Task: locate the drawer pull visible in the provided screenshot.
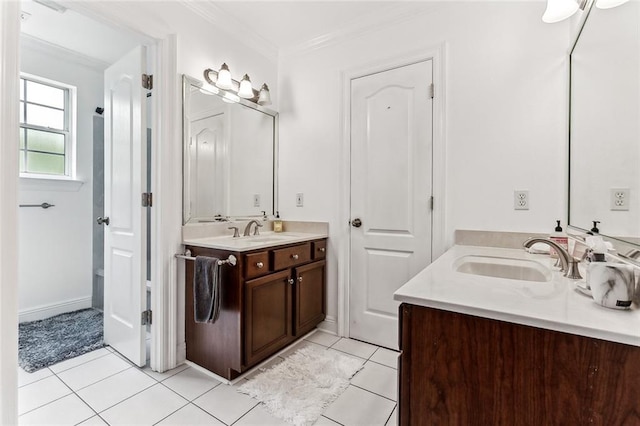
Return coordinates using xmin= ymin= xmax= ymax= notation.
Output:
xmin=256 ymin=262 xmax=264 ymax=269
xmin=287 ymin=278 xmax=295 ymax=285
xmin=291 ymin=254 xmax=299 ymax=260
xmin=298 ymin=276 xmax=303 ymax=283
xmin=318 ymin=247 xmax=326 ymax=253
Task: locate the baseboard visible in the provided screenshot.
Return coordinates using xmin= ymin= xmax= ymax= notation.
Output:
xmin=176 ymin=341 xmax=186 ymax=366
xmin=317 ymin=316 xmax=338 ymax=335
xmin=19 ymin=296 xmax=92 ymax=323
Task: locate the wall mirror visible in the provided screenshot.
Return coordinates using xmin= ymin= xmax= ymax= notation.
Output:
xmin=569 ymin=1 xmax=640 ymax=247
xmin=182 ymin=74 xmax=277 ymax=224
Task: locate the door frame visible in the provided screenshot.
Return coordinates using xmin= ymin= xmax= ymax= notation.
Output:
xmin=338 ymin=44 xmax=447 ymax=338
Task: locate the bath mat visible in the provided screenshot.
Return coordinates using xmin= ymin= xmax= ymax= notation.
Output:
xmin=18 ymin=308 xmax=105 ymax=373
xmin=238 ymin=345 xmax=364 ymax=426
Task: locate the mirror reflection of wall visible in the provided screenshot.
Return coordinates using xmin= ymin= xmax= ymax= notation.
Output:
xmin=569 ymin=1 xmax=640 ymax=244
xmin=183 ymin=76 xmax=276 ymax=224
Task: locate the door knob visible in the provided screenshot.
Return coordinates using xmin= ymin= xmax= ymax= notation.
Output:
xmin=97 ymin=216 xmax=110 ymax=226
xmin=351 ymin=218 xmax=362 ymax=228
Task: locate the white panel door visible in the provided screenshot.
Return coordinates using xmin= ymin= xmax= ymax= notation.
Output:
xmin=350 ymin=60 xmax=433 ymax=349
xmin=103 ymin=46 xmax=147 ymax=366
xmin=189 ymin=113 xmax=226 ymax=219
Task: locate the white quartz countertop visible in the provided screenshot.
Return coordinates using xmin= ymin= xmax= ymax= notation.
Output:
xmin=394 ymin=245 xmax=640 ymax=347
xmin=183 ymin=231 xmax=327 ymax=252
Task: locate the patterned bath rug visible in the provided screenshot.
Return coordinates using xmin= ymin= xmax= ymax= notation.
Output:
xmin=238 ymin=345 xmax=364 ymax=426
xmin=18 ymin=308 xmax=105 ymax=372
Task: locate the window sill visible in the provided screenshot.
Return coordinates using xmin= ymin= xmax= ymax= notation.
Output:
xmin=19 ymin=176 xmax=84 ymax=192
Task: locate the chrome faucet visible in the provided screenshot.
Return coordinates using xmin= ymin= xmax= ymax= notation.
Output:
xmin=243 ymin=220 xmax=263 ymax=236
xmin=522 ymin=237 xmax=583 ymax=280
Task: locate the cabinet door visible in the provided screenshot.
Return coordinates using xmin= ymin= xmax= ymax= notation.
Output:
xmin=244 ymin=270 xmax=293 ymax=366
xmin=294 ymin=260 xmax=326 ymax=337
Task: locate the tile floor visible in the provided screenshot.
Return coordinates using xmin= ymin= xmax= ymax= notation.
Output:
xmin=18 ymin=331 xmax=399 ymax=425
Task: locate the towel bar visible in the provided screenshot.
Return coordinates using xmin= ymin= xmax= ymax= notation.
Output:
xmin=175 ymin=250 xmax=237 ymax=266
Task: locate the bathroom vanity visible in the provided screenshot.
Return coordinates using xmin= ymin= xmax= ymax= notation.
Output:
xmin=183 ymin=232 xmax=327 ymax=380
xmin=395 ymin=244 xmax=640 ymax=425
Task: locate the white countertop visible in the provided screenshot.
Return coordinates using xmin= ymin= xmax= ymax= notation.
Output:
xmin=394 ymin=245 xmax=640 ymax=347
xmin=183 ymin=231 xmax=327 ymax=252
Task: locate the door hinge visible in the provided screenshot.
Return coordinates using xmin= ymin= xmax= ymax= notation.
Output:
xmin=429 ymin=83 xmax=434 ymax=99
xmin=141 ymin=310 xmax=152 ymax=325
xmin=142 ymin=192 xmax=153 ymax=207
xmin=429 ymin=196 xmax=434 ymax=211
xmin=142 ymin=74 xmax=153 ymax=90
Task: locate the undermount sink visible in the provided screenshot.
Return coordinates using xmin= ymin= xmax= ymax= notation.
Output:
xmin=453 ymin=255 xmax=552 ymax=282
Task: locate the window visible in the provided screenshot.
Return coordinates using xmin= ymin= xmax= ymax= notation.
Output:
xmin=19 ymin=74 xmax=75 ymax=177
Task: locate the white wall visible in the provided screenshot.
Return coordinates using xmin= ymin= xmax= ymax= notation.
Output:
xmin=18 ymin=39 xmax=103 ymax=321
xmin=277 ymin=2 xmax=570 ymax=330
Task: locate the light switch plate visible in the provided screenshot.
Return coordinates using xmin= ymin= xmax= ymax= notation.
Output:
xmin=296 ymin=193 xmax=304 ymax=207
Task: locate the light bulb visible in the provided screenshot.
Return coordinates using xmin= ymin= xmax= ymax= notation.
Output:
xmin=542 ymin=0 xmax=579 ymax=23
xmin=215 ymin=63 xmax=233 ymax=90
xmin=238 ymin=74 xmax=254 ymax=99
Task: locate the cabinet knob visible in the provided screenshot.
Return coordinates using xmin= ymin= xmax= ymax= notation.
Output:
xmin=256 ymin=262 xmax=264 ymax=269
xmin=291 ymin=254 xmax=299 ymax=260
xmin=298 ymin=276 xmax=303 ymax=283
xmin=287 ymin=278 xmax=294 ymax=285
xmin=318 ymin=247 xmax=326 ymax=253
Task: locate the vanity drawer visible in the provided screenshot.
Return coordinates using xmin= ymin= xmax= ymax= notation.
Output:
xmin=273 ymin=243 xmax=311 ymax=270
xmin=244 ymin=251 xmax=270 ymax=279
xmin=312 ymin=240 xmax=327 ymax=260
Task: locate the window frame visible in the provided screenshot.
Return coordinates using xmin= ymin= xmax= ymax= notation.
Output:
xmin=19 ymin=72 xmax=77 ymax=180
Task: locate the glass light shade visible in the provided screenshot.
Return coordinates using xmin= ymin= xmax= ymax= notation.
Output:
xmin=258 ymin=84 xmax=271 ymax=106
xmin=596 ymin=0 xmax=629 ymax=8
xmin=238 ymin=74 xmax=254 ymax=99
xmin=215 ymin=63 xmax=233 ymax=90
xmin=542 ymin=0 xmax=579 ymax=23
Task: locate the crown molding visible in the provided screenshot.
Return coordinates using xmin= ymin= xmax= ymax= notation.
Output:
xmin=280 ymin=3 xmax=438 ymax=57
xmin=178 ymin=0 xmax=279 ymax=61
xmin=20 ymin=33 xmax=110 ymax=70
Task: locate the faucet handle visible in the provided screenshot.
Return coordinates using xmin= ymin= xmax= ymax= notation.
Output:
xmin=228 ymin=226 xmax=240 ymax=238
xmin=253 ymin=222 xmax=263 ymax=236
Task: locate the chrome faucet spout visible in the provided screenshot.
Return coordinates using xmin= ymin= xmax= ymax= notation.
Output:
xmin=523 ymin=237 xmax=570 ymax=273
xmin=243 ymin=219 xmax=263 ymax=236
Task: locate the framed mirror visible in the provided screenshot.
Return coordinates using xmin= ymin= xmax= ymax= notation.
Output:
xmin=182 ymin=75 xmax=278 ymax=224
xmin=569 ymin=1 xmax=640 ymax=247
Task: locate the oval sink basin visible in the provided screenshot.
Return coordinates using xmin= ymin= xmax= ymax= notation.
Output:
xmin=453 ymin=255 xmax=552 ymax=282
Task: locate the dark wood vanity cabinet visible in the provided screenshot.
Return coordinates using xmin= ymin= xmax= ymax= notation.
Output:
xmin=185 ymin=238 xmax=326 ymax=380
xmin=398 ymin=304 xmax=640 ymax=425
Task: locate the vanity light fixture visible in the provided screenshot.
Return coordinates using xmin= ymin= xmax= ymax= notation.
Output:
xmin=215 ymin=63 xmax=234 ymax=90
xmin=203 ymin=65 xmax=271 ymax=106
xmin=542 ymin=0 xmax=586 ymax=23
xmin=595 ymin=0 xmax=629 ymax=8
xmin=258 ymin=84 xmax=272 ymax=106
xmin=238 ymin=74 xmax=254 ymax=99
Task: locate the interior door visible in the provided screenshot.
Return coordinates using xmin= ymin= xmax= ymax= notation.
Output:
xmin=103 ymin=45 xmax=147 ymax=366
xmin=349 ymin=60 xmax=433 ymax=349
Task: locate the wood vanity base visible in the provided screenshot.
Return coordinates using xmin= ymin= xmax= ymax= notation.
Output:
xmin=399 ymin=304 xmax=640 ymax=425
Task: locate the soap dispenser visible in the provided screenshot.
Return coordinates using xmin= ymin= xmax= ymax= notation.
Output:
xmin=549 ymin=220 xmax=568 ymax=259
xmin=273 ymin=211 xmax=283 ymax=233
xmin=590 ymin=220 xmax=600 ymax=234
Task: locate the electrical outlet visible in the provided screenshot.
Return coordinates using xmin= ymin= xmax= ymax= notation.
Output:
xmin=611 ymin=188 xmax=630 ymax=211
xmin=253 ymin=194 xmax=260 ymax=207
xmin=514 ymin=190 xmax=529 ymax=210
xmin=296 ymin=193 xmax=304 ymax=207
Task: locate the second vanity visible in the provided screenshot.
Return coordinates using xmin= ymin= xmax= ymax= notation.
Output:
xmin=394 ymin=241 xmax=640 ymax=425
xmin=182 ymin=225 xmax=328 ymax=381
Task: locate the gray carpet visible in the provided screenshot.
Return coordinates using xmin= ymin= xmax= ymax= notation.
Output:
xmin=18 ymin=308 xmax=105 ymax=373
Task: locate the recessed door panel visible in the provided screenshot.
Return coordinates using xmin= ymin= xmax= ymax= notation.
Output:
xmin=364 ymin=248 xmax=411 ymax=316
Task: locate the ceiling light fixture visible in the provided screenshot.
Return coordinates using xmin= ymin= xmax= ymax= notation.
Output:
xmin=542 ymin=0 xmax=586 ymax=23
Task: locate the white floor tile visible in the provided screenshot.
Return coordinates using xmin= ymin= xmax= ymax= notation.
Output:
xmin=100 ymin=383 xmax=188 ymax=425
xmin=370 ymin=347 xmax=399 ymax=369
xmin=313 ymin=416 xmax=342 ymax=425
xmin=193 ymin=383 xmax=258 ymax=425
xmin=351 ymin=361 xmax=397 ymax=401
xmin=18 ymin=367 xmax=53 ymax=388
xmin=77 ymin=367 xmax=156 ymax=412
xmin=162 ymin=367 xmax=221 ymax=400
xmin=234 ymin=404 xmax=289 ymax=426
xmin=330 ymin=338 xmax=377 ymax=359
xmin=142 ymin=363 xmax=189 ymax=382
xmin=57 ymin=353 xmax=131 ymax=391
xmin=18 ymin=393 xmax=95 ymax=425
xmin=386 ymin=406 xmax=398 ymax=426
xmin=49 ymin=348 xmax=111 ymax=374
xmin=78 ymin=415 xmax=108 ymax=425
xmin=18 ymin=375 xmax=71 ymax=415
xmin=322 ymin=385 xmax=395 ymax=426
xmin=156 ymin=403 xmax=225 ymax=425
xmin=305 ymin=331 xmax=341 ymax=347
